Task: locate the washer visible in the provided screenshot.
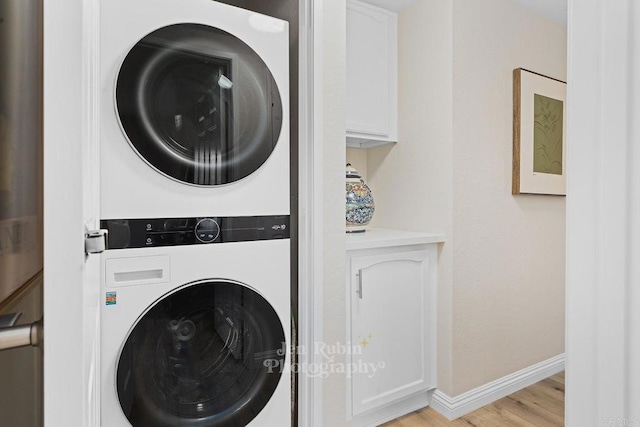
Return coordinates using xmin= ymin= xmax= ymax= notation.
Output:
xmin=100 ymin=216 xmax=291 ymax=426
xmin=100 ymin=0 xmax=289 ymax=219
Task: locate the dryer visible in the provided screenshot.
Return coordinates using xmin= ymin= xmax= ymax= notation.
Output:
xmin=98 ymin=1 xmax=292 ymax=425
xmin=100 ymin=216 xmax=291 ymax=426
xmin=99 ymin=0 xmax=289 ymax=219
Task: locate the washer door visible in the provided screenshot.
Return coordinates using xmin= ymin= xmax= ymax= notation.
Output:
xmin=116 ymin=281 xmax=286 ymax=427
xmin=116 ymin=24 xmax=283 ymax=186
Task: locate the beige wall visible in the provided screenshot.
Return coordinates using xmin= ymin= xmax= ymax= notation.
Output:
xmin=366 ymin=0 xmax=455 ymax=395
xmin=321 ymin=0 xmax=348 ymax=425
xmin=450 ymin=0 xmax=566 ymax=395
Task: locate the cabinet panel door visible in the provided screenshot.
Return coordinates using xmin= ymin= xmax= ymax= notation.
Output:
xmin=349 ymin=250 xmax=430 ymax=416
xmin=346 ymin=1 xmax=393 ymax=137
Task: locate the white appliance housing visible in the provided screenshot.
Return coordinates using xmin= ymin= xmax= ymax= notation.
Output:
xmin=99 ymin=0 xmax=290 ymax=219
xmin=100 ymin=240 xmax=291 ymax=426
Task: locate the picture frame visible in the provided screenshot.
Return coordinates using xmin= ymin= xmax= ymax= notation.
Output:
xmin=512 ymin=68 xmax=567 ymax=195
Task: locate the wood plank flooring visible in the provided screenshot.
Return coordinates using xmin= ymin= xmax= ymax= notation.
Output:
xmin=382 ymin=372 xmax=565 ymax=427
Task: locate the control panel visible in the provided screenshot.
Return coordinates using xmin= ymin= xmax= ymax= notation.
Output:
xmin=100 ymin=215 xmax=290 ymax=250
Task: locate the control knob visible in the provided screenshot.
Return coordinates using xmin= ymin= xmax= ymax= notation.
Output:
xmin=194 ymin=218 xmax=220 ymax=243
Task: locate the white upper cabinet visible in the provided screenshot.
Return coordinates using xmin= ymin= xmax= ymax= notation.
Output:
xmin=346 ymin=0 xmax=398 ymax=148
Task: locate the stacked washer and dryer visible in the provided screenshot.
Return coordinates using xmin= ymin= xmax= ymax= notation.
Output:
xmin=98 ymin=1 xmax=291 ymax=426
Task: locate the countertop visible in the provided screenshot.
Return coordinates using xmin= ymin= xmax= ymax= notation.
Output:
xmin=345 ymin=228 xmax=445 ymax=251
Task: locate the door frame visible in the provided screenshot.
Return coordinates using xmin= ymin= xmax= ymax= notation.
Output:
xmin=565 ymin=0 xmax=639 ymax=424
xmin=43 ymin=0 xmax=101 ymax=425
xmin=297 ymin=0 xmax=325 ymax=425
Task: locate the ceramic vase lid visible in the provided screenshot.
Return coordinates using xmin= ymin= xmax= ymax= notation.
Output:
xmin=346 ymin=163 xmax=361 ymax=180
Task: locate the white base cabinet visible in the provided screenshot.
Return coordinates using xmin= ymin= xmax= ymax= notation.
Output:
xmin=346 ymin=230 xmax=441 ymax=425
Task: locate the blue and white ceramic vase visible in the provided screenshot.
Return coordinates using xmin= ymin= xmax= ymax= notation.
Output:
xmin=345 ymin=163 xmax=375 ymax=233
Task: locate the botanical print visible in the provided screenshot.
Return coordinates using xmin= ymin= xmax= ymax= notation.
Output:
xmin=533 ymin=94 xmax=563 ymax=175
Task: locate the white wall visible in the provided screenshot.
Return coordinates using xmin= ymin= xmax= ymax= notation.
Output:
xmin=450 ymin=0 xmax=566 ymax=395
xmin=320 ymin=0 xmax=348 ymax=425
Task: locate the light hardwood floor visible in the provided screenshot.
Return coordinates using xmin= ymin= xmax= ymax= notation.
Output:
xmin=382 ymin=372 xmax=565 ymax=426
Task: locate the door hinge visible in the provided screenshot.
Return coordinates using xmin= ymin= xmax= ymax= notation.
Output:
xmin=85 ymin=229 xmax=108 ymax=254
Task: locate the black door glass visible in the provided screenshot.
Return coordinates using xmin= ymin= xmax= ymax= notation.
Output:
xmin=116 ymin=24 xmax=283 ymax=186
xmin=117 ymin=281 xmax=286 ymax=426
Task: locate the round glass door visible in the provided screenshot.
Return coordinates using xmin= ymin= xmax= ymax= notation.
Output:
xmin=116 ymin=281 xmax=286 ymax=426
xmin=116 ymin=24 xmax=283 ymax=186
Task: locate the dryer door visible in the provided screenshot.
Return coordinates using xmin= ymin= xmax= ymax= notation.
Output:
xmin=115 ymin=24 xmax=283 ymax=186
xmin=116 ymin=280 xmax=286 ymax=427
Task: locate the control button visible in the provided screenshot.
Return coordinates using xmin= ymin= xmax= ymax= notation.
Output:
xmin=143 ymin=219 xmax=165 ymax=232
xmin=144 ymin=235 xmax=166 ymax=246
xmin=194 ymin=218 xmax=220 ymax=243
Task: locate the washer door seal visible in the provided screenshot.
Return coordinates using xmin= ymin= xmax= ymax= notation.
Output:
xmin=116 ymin=280 xmax=286 ymax=426
xmin=116 ymin=24 xmax=283 ymax=186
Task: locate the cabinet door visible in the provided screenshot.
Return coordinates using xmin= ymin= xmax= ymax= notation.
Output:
xmin=346 ymin=0 xmax=397 ymax=139
xmin=348 ymin=249 xmax=431 ymax=417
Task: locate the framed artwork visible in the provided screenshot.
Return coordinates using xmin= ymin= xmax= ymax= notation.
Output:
xmin=512 ymin=68 xmax=567 ymax=195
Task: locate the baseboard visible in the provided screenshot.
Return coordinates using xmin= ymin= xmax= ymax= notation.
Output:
xmin=430 ymin=353 xmax=565 ymax=420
